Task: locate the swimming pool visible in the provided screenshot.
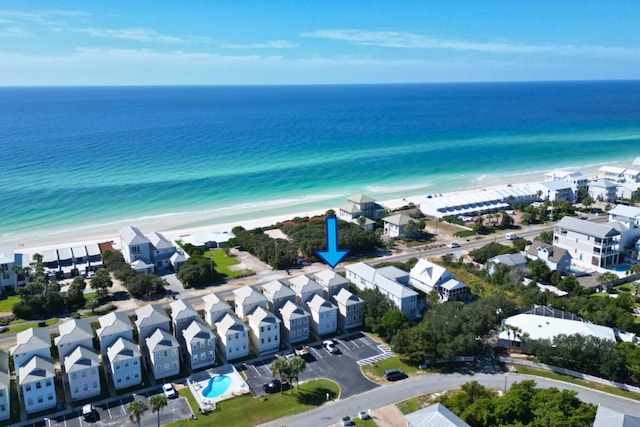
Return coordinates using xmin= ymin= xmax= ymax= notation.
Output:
xmin=202 ymin=375 xmax=232 ymax=399
xmin=610 ymin=264 xmax=633 ymax=273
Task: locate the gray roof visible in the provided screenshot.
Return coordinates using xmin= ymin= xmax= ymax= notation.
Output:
xmin=55 ymin=319 xmax=94 ymax=347
xmin=215 ymin=313 xmax=247 ymax=335
xmin=64 ymin=345 xmax=99 ymax=373
xmin=405 ymin=403 xmax=470 ymax=427
xmin=147 ymin=231 xmax=174 ymax=250
xmin=233 ymin=286 xmax=268 ymax=306
xmin=146 ymin=329 xmax=179 ymax=353
xmin=594 ymin=405 xmax=640 ymax=427
xmin=261 ymin=280 xmax=296 ymax=301
xmin=183 ymin=320 xmax=215 ymax=344
xmin=314 ymin=269 xmax=349 ymax=288
xmin=590 ymin=179 xmax=618 ymax=189
xmin=382 ymin=213 xmax=413 ymax=226
xmin=19 ymin=355 xmax=55 ymax=385
xmin=170 ymin=299 xmax=198 ymax=322
xmin=609 ymin=205 xmax=640 ymax=219
xmin=441 ymin=279 xmax=467 ymax=291
xmin=203 ymin=293 xmax=232 ymax=314
xmin=0 ymin=350 xmax=8 ymax=389
xmin=247 ymin=306 xmax=279 ymax=327
xmin=119 ymin=225 xmax=150 ymax=246
xmin=288 ymin=275 xmax=322 ymax=296
xmin=307 ymin=294 xmax=337 ymax=313
xmin=339 ymin=203 xmax=362 ymax=214
xmin=334 ymin=288 xmax=362 ymax=306
xmin=347 ymin=194 xmax=376 ymax=204
xmin=526 ymin=241 xmax=570 ymax=263
xmin=0 ymin=245 xmax=14 ymax=264
xmin=86 ymin=243 xmax=101 ymax=256
xmin=378 ymin=266 xmax=409 ymax=282
xmin=279 ymin=301 xmax=309 ymax=320
xmin=347 ymin=263 xmax=418 ymax=299
xmin=555 ymin=216 xmax=621 ymax=238
xmin=11 ymin=327 xmax=51 ymax=356
xmin=97 ymin=311 xmax=133 ymax=339
xmin=135 ymin=304 xmax=170 ymax=330
xmin=488 ymin=253 xmax=527 ymax=267
xmin=540 ymin=180 xmax=572 ymax=191
xmin=107 ymin=337 xmax=141 ymax=363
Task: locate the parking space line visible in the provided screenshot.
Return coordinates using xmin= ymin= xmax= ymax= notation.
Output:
xmin=349 ymin=339 xmax=360 ymax=349
xmin=64 ymin=413 xmax=69 ymax=427
xmin=310 ymin=346 xmax=324 ymax=359
xmin=78 ymin=413 xmax=83 ymax=427
xmin=251 ymin=364 xmax=260 ymax=375
xmin=106 ymin=401 xmax=113 ymax=419
xmin=121 ymin=399 xmax=127 ymax=415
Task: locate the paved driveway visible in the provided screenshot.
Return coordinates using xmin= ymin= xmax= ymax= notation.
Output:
xmin=240 ymin=332 xmax=383 ymax=400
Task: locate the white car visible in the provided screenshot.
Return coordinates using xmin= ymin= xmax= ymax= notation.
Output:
xmin=323 ymin=340 xmax=339 ymax=354
xmin=162 ymin=383 xmax=177 ymax=398
xmin=449 ymin=242 xmax=461 ymax=248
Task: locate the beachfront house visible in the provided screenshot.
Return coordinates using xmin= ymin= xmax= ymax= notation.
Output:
xmin=607 ymin=205 xmax=640 ymax=259
xmin=382 ymin=213 xmax=414 ymax=238
xmin=0 ymin=245 xmax=22 ymax=294
xmin=183 ymin=320 xmax=216 ymax=370
xmin=97 ymin=311 xmax=134 ymax=356
xmin=120 ymin=226 xmax=187 ymax=273
xmin=346 ymin=262 xmax=419 ymax=319
xmin=179 ymin=231 xmax=236 ymax=250
xmin=554 ymin=216 xmax=621 ymax=269
xmin=260 ymin=279 xmax=297 ymax=315
xmin=119 ymin=225 xmax=153 ymax=266
xmin=617 ymin=182 xmax=640 ymax=200
xmin=64 ymin=346 xmax=100 ymax=401
xmin=589 ymin=180 xmax=618 ymax=203
xmin=146 ymin=328 xmax=180 ymax=380
xmin=288 ymin=275 xmax=323 ymax=309
xmin=545 ymin=170 xmax=589 ymax=200
xmin=599 ymin=166 xmax=632 ymax=184
xmin=170 ymin=299 xmax=200 ymax=344
xmin=203 ymin=292 xmax=233 ymax=327
xmin=279 ymin=301 xmax=310 ymax=344
xmin=306 ymin=294 xmax=338 ymax=336
xmin=333 ymin=288 xmax=363 ymax=330
xmin=524 ymin=241 xmax=571 ymax=275
xmin=233 ymin=286 xmax=269 ymax=321
xmin=0 ymin=350 xmax=9 ymax=422
xmin=314 ymin=269 xmax=349 ymax=299
xmin=106 ymin=337 xmax=142 ymax=390
xmin=214 ymin=312 xmax=249 ymax=361
xmin=134 ymin=304 xmax=171 ymax=345
xmin=148 ymin=231 xmax=177 ymax=270
xmin=534 ymin=181 xmax=575 ymax=203
xmin=487 ymin=253 xmax=528 ymax=276
xmin=247 ymin=306 xmax=281 ymax=355
xmin=19 ymin=356 xmax=56 ymax=414
xmin=10 ymin=328 xmax=51 ymax=380
xmin=337 ymin=194 xmax=385 ymax=222
xmin=54 ymin=318 xmax=94 ymax=361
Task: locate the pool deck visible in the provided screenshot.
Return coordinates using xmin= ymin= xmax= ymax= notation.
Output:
xmin=187 ymin=364 xmax=250 ymax=412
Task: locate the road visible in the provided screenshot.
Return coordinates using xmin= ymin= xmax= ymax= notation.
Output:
xmin=262 ymin=371 xmax=640 ymax=427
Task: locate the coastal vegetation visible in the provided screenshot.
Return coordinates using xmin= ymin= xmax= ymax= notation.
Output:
xmin=102 ymin=249 xmax=169 ymax=297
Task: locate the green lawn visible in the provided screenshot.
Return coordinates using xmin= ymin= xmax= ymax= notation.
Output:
xmin=361 ymin=356 xmax=421 ymax=380
xmin=206 ymin=249 xmax=253 ymax=278
xmin=168 ymin=379 xmax=339 ymax=427
xmin=0 ymin=294 xmax=20 ymax=313
xmin=7 ymin=318 xmax=59 ymax=334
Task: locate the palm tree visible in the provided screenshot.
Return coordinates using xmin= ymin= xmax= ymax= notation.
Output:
xmin=270 ymin=357 xmax=289 ymax=393
xmin=287 ymin=355 xmax=307 ymax=390
xmin=149 ymin=394 xmax=168 ymax=427
xmin=127 ymin=398 xmax=148 ymax=427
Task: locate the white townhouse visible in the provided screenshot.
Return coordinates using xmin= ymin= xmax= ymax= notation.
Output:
xmin=0 ymin=245 xmax=23 ymax=294
xmin=134 ymin=304 xmax=171 ymax=345
xmin=279 ymin=301 xmax=310 ymax=344
xmin=10 ymin=327 xmax=51 ymax=379
xmin=148 ymin=231 xmax=177 ymax=270
xmin=589 ymin=179 xmax=618 ymax=203
xmin=146 ymin=329 xmax=180 ymax=380
xmin=617 ymin=182 xmax=640 ymax=200
xmin=524 ymin=241 xmax=572 ymax=274
xmin=598 ymin=166 xmax=640 ymax=184
xmin=54 ymin=318 xmax=94 ymax=361
xmin=346 ymin=263 xmax=419 ymax=319
xmin=382 ymin=213 xmax=415 ymax=238
xmin=306 ymin=294 xmax=338 ymax=336
xmin=214 ymin=312 xmax=249 ymax=361
xmin=545 ymin=170 xmax=589 ymax=199
xmin=554 ymin=216 xmax=621 ymax=269
xmin=333 ymin=288 xmax=363 ymax=330
xmin=337 ymin=194 xmax=385 ymax=222
xmin=534 ymin=180 xmax=575 ymax=203
xmin=64 ymin=346 xmax=100 ymax=401
xmin=19 ymin=356 xmax=56 ymax=414
xmin=247 ymin=306 xmax=281 ymax=355
xmin=183 ymin=320 xmax=216 ymax=370
xmin=119 ymin=225 xmax=153 ymax=267
xmin=0 ymin=350 xmax=9 ymax=422
xmin=233 ymin=286 xmax=269 ymax=321
xmin=106 ymin=337 xmax=142 ymax=390
xmin=260 ymin=279 xmax=297 ymax=315
xmin=202 ymin=293 xmax=233 ymax=327
xmin=314 ymin=269 xmax=349 ymax=299
xmin=170 ymin=299 xmax=200 ymax=344
xmin=288 ymin=275 xmax=323 ymax=309
xmin=57 ymin=247 xmax=74 ymax=277
xmin=97 ymin=311 xmax=134 ymax=356
xmin=608 ymin=205 xmax=640 ymax=259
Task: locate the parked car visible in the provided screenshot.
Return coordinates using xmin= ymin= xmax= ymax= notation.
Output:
xmin=163 ymin=383 xmax=177 ymax=399
xmin=263 ymin=378 xmax=290 ymax=393
xmin=505 ymin=233 xmax=519 ymax=240
xmin=341 ymin=416 xmax=353 ymax=426
xmin=82 ymin=404 xmax=95 ymax=421
xmin=449 ymin=242 xmax=461 ymax=248
xmin=323 ymin=339 xmax=340 ymax=354
xmin=384 ymin=369 xmax=406 ymax=381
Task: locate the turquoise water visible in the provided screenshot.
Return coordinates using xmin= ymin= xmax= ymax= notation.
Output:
xmin=1 ymin=82 xmax=640 ymax=245
xmin=610 ymin=264 xmax=633 ymax=273
xmin=201 ymin=375 xmax=231 ymax=399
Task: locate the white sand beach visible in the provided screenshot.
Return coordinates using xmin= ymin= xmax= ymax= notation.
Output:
xmin=12 ymin=163 xmax=606 ymax=260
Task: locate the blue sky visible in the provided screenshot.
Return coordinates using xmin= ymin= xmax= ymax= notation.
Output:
xmin=1 ymin=1 xmax=639 ymax=85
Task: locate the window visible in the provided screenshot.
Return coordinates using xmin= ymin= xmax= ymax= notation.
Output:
xmin=83 ymin=384 xmax=88 ymax=391
xmin=172 ymin=361 xmax=178 ymax=369
xmin=133 ymin=360 xmax=138 ymax=365
xmin=81 ymin=371 xmax=86 ymax=378
xmin=117 ymin=377 xmax=121 ymax=383
xmin=0 ymin=404 xmax=5 ymax=411
xmin=124 ymin=362 xmax=129 ymax=368
xmin=125 ymin=375 xmax=130 ymax=381
xmin=38 ymin=396 xmax=43 ymax=403
xmin=192 ymin=343 xmax=197 ymax=350
xmin=134 ymin=373 xmax=139 ymax=379
xmin=36 ymin=382 xmax=42 ymax=389
xmin=48 ymin=394 xmax=53 ymax=401
xmin=163 ymin=350 xmax=168 ymax=358
xmin=72 ymin=372 xmax=78 ymax=378
xmin=27 ymin=399 xmax=33 ymax=406
xmin=207 ymin=338 xmax=212 ymax=346
xmin=193 ymin=354 xmax=199 ymax=362
xmin=93 ymin=382 xmax=98 ymax=389
xmin=200 ymin=342 xmax=205 ymax=348
xmin=115 ymin=363 xmax=120 ymax=370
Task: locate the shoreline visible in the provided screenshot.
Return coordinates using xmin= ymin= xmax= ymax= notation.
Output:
xmin=8 ymin=162 xmax=614 ymax=258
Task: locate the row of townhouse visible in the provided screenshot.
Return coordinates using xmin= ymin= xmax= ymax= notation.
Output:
xmin=40 ymin=243 xmax=104 ymax=278
xmin=119 ymin=225 xmax=188 ymax=274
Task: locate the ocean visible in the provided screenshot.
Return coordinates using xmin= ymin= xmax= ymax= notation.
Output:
xmin=1 ymin=81 xmax=640 ymax=245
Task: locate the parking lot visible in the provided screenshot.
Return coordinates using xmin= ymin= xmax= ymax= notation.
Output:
xmin=239 ymin=332 xmax=388 ymax=399
xmin=20 ymin=387 xmax=192 ymax=427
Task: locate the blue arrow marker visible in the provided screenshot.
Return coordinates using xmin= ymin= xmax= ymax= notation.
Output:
xmin=316 ymin=216 xmax=350 ymax=268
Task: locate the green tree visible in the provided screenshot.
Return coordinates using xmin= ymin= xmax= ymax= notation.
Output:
xmin=287 ymin=356 xmax=307 ymax=389
xmin=537 ymin=230 xmax=554 ymax=244
xmin=127 ymin=398 xmax=148 ymax=427
xmin=90 ymin=268 xmax=113 ymax=300
xmin=582 ymin=196 xmax=593 ymax=212
xmin=527 ymin=258 xmax=551 ymax=283
xmin=357 ymin=288 xmax=395 ymax=333
xmin=500 ymin=212 xmax=514 ymax=229
xmin=597 ymin=272 xmax=619 ymax=291
xmin=472 ymin=217 xmax=487 ymax=234
xmin=149 ymin=394 xmax=168 ymax=427
xmin=376 ymin=310 xmax=408 ymax=342
xmin=66 ymin=276 xmax=87 ymax=309
xmin=270 ymin=358 xmax=289 ymax=393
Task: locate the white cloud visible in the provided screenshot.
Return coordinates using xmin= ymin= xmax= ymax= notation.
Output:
xmin=223 ymin=40 xmax=298 ymax=49
xmin=302 ymin=29 xmax=640 ymax=59
xmin=76 ymin=27 xmax=185 ymax=43
xmin=0 ymin=25 xmax=29 ymax=37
